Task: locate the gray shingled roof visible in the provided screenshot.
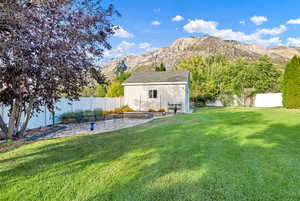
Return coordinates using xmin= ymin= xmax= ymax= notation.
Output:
xmin=123 ymin=71 xmax=189 ymax=84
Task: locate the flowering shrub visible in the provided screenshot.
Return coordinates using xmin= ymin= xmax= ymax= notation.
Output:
xmin=103 ymin=106 xmax=134 ymax=115
xmin=158 ymin=108 xmax=166 ymax=112
xmin=148 ymin=109 xmax=156 ymax=112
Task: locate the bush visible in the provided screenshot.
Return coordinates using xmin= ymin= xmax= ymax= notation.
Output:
xmin=103 ymin=107 xmax=134 ymax=115
xmin=283 ymin=56 xmax=300 ymax=108
xmin=121 ymin=107 xmax=134 ymax=112
xmin=158 ymin=108 xmax=165 ymax=112
xmin=148 ymin=109 xmax=156 ymax=112
xmin=59 ymin=109 xmax=103 ymax=121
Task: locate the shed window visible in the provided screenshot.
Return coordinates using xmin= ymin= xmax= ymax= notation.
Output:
xmin=149 ymin=89 xmax=157 ymax=98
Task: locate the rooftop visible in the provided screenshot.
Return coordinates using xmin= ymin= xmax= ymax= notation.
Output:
xmin=123 ymin=71 xmax=190 ymax=85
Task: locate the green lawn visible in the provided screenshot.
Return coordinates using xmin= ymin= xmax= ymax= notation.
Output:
xmin=1 ymin=108 xmax=300 ymax=201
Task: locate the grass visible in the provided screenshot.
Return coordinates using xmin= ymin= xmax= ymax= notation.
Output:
xmin=1 ymin=107 xmax=300 ymax=201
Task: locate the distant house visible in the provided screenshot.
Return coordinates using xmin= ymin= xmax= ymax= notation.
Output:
xmin=122 ymin=71 xmax=191 ymax=113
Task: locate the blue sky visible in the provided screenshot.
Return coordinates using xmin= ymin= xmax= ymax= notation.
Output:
xmin=103 ymin=0 xmax=300 ymax=61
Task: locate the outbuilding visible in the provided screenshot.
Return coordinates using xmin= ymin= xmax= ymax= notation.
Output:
xmin=122 ymin=71 xmax=191 ymax=113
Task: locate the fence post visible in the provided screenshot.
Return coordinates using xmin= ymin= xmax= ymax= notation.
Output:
xmin=139 ymin=95 xmax=141 ymax=111
xmin=44 ymin=106 xmax=47 ymax=126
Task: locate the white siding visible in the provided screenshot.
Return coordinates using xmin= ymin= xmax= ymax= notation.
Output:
xmin=124 ymin=84 xmax=189 ymax=112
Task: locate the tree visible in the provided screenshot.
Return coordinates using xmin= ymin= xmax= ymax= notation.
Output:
xmin=222 ymin=56 xmax=281 ymax=94
xmin=106 ymin=81 xmax=123 ymax=97
xmin=81 ymin=86 xmax=95 ymax=97
xmin=155 ymin=63 xmax=166 ymax=71
xmin=90 ymin=68 xmax=107 ymax=85
xmin=283 ymin=56 xmax=300 ymax=108
xmin=0 ymin=0 xmax=119 ymax=139
xmin=176 ymin=55 xmax=228 ymax=102
xmin=94 ymin=84 xmax=107 ymax=97
xmin=176 ymin=55 xmax=281 ymax=106
xmin=105 ymin=72 xmax=131 ymax=97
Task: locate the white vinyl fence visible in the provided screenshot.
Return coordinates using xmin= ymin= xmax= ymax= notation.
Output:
xmin=0 ymin=97 xmax=124 ymax=129
xmin=206 ymin=93 xmax=283 ymax=108
xmin=254 ymin=93 xmax=282 ymax=107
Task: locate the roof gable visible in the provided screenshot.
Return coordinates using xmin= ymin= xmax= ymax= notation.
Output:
xmin=123 ymin=71 xmax=190 ymax=85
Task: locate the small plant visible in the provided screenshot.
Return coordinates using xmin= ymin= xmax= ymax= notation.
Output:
xmin=103 ymin=106 xmax=134 ymax=115
xmin=158 ymin=108 xmax=165 ymax=112
xmin=148 ymin=109 xmax=156 ymax=112
xmin=121 ymin=107 xmax=134 ymax=112
xmin=59 ymin=109 xmax=103 ymax=122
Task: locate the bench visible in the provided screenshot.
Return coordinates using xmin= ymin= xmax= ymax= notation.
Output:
xmin=168 ymin=103 xmax=182 ymax=113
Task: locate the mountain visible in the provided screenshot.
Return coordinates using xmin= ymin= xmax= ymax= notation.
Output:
xmin=103 ymin=36 xmax=300 ymax=77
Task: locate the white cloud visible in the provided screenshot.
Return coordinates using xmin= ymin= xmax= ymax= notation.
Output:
xmin=153 ymin=8 xmax=160 ymax=12
xmin=138 ymin=42 xmax=157 ymax=52
xmin=287 ymin=37 xmax=300 ymax=46
xmin=255 ymin=25 xmax=287 ymax=36
xmin=240 ymin=21 xmax=246 ymax=25
xmin=286 ymin=18 xmax=300 ymax=24
xmin=151 ymin=21 xmax=161 ymax=26
xmin=250 ymin=16 xmax=268 ymax=25
xmin=104 ymin=41 xmax=135 ymax=59
xmin=172 ymin=15 xmax=184 ymax=22
xmin=139 ymin=42 xmax=151 ymax=49
xmin=103 ymin=41 xmax=158 ymax=60
xmin=183 ymin=19 xmax=285 ymax=47
xmin=113 ymin=26 xmax=134 ymax=38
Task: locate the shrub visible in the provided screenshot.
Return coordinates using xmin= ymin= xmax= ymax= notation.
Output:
xmin=103 ymin=107 xmax=134 ymax=115
xmin=283 ymin=56 xmax=300 ymax=108
xmin=60 ymin=111 xmax=82 ymax=121
xmin=148 ymin=109 xmax=156 ymax=112
xmin=60 ymin=109 xmax=103 ymax=121
xmin=121 ymin=107 xmax=134 ymax=112
xmin=103 ymin=110 xmax=113 ymax=115
xmin=158 ymin=108 xmax=165 ymax=112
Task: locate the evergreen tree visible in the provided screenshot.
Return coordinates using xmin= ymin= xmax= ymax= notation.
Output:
xmin=155 ymin=63 xmax=166 ymax=71
xmin=283 ymin=56 xmax=300 ymax=108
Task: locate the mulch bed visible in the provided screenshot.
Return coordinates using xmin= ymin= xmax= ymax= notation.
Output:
xmin=0 ymin=125 xmax=66 ymax=152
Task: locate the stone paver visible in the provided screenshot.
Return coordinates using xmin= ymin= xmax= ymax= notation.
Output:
xmin=42 ymin=118 xmax=153 ymax=139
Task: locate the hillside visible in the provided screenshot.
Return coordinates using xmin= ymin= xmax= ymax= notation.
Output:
xmin=103 ymin=36 xmax=300 ymax=77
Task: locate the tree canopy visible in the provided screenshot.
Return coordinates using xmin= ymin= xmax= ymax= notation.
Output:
xmin=176 ymin=55 xmax=282 ymax=104
xmin=0 ymin=0 xmax=119 ymax=139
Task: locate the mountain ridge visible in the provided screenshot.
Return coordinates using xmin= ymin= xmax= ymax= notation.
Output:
xmin=103 ymin=36 xmax=300 ymax=77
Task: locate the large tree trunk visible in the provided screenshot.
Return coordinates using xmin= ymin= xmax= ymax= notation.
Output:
xmin=18 ymin=100 xmax=34 ymax=137
xmin=0 ymin=115 xmax=8 ymax=139
xmin=7 ymin=101 xmax=18 ymax=139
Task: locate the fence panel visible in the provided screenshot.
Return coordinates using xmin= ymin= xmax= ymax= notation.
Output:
xmin=0 ymin=97 xmax=124 ymax=129
xmin=254 ymin=93 xmax=282 ymax=108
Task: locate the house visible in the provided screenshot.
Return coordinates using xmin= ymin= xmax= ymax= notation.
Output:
xmin=122 ymin=70 xmax=191 ymax=113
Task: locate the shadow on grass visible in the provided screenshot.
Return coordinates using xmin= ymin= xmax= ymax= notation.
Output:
xmin=1 ymin=108 xmax=300 ymax=201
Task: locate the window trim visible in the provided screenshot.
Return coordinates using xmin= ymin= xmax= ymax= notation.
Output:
xmin=148 ymin=89 xmax=158 ymax=99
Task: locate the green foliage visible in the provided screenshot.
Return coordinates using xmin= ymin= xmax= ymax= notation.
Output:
xmin=176 ymin=55 xmax=229 ymax=101
xmin=106 ymin=81 xmax=124 ymax=97
xmin=155 ymin=63 xmax=166 ymax=71
xmin=81 ymin=86 xmax=95 ymax=97
xmin=176 ymin=55 xmax=282 ymax=105
xmin=115 ymin=72 xmax=131 ymax=83
xmin=94 ymin=84 xmax=107 ymax=97
xmin=80 ymin=72 xmax=131 ymax=98
xmin=106 ymin=72 xmax=131 ymax=97
xmin=283 ymin=56 xmax=300 ymax=108
xmin=59 ymin=109 xmax=103 ymax=121
xmin=221 ymin=56 xmax=281 ymax=95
